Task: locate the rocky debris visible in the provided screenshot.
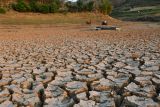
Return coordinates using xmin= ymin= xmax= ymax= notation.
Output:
xmin=89 ymin=90 xmax=116 ymax=107
xmin=0 ymin=89 xmax=11 ymax=103
xmin=33 ymin=67 xmax=47 ymax=75
xmin=21 ymin=81 xmax=33 ymax=89
xmin=152 ymin=77 xmax=160 ymax=85
xmin=107 ymin=72 xmax=131 ymax=88
xmin=122 ymin=95 xmax=160 ymax=107
xmin=76 ymin=92 xmax=88 ymax=100
xmin=45 ymin=96 xmax=74 ymax=107
xmin=74 ymin=100 xmax=99 ymax=107
xmin=45 ymin=85 xmax=67 ymax=98
xmin=124 ymin=82 xmax=156 ymax=97
xmin=0 ymin=100 xmax=14 ymax=107
xmin=76 ymin=68 xmax=96 ymax=75
xmin=27 ymin=96 xmax=41 ymax=107
xmin=0 ymin=78 xmax=12 ymax=87
xmin=89 ymin=91 xmax=100 ymax=102
xmin=113 ymin=62 xmax=126 ymax=68
xmin=4 ymin=84 xmax=22 ymax=94
xmin=36 ymin=73 xmax=53 ymax=85
xmin=134 ymin=76 xmax=152 ymax=86
xmin=0 ymin=24 xmax=159 ymax=106
xmin=141 ymin=66 xmax=159 ymax=71
xmin=66 ymin=81 xmax=88 ymax=94
xmin=11 ymin=77 xmax=26 ymax=85
xmin=51 ymin=76 xmax=73 ymax=87
xmin=12 ymin=93 xmax=24 ymax=105
xmin=91 ymin=78 xmax=115 ymax=91
xmin=122 ymin=66 xmax=141 ymax=76
xmin=75 ymin=73 xmax=103 ymax=82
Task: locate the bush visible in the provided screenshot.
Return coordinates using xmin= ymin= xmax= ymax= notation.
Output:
xmin=29 ymin=0 xmax=60 ymax=13
xmin=50 ymin=2 xmax=59 ymax=13
xmin=85 ymin=1 xmax=94 ymax=12
xmin=53 ymin=0 xmax=61 ymax=8
xmin=29 ymin=0 xmax=39 ymax=12
xmin=66 ymin=1 xmax=78 ymax=12
xmin=12 ymin=0 xmax=30 ymax=12
xmin=38 ymin=4 xmax=50 ymax=13
xmin=0 ymin=7 xmax=6 ymax=14
xmin=99 ymin=0 xmax=112 ymax=14
xmin=77 ymin=0 xmax=84 ymax=12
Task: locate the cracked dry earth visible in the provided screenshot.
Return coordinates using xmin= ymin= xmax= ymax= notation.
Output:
xmin=0 ymin=23 xmax=160 ymax=107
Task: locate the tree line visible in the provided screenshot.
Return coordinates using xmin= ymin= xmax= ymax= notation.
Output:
xmin=0 ymin=0 xmax=112 ymax=14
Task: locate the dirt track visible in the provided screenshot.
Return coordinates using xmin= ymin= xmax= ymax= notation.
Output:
xmin=0 ymin=22 xmax=160 ymax=107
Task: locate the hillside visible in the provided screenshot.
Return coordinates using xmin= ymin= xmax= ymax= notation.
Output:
xmin=110 ymin=0 xmax=160 ymax=22
xmin=0 ymin=12 xmax=119 ymax=25
xmin=109 ymin=0 xmax=126 ymax=7
xmin=110 ymin=0 xmax=160 ymax=7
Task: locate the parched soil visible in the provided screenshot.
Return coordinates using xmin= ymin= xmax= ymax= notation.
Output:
xmin=0 ymin=22 xmax=160 ymax=107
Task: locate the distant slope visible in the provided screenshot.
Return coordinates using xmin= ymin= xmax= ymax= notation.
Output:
xmin=0 ymin=12 xmax=119 ymax=25
xmin=122 ymin=0 xmax=160 ymax=6
xmin=110 ymin=0 xmax=160 ymax=7
xmin=109 ymin=0 xmax=126 ymax=7
xmin=110 ymin=0 xmax=160 ymax=22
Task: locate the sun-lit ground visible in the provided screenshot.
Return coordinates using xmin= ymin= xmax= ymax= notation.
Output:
xmin=0 ymin=11 xmax=118 ymax=25
xmin=0 ymin=12 xmax=160 ymax=107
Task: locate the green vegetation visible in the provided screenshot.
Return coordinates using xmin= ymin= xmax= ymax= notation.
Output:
xmin=99 ymin=0 xmax=112 ymax=14
xmin=0 ymin=7 xmax=6 ymax=14
xmin=29 ymin=0 xmax=39 ymax=12
xmin=50 ymin=2 xmax=59 ymax=13
xmin=111 ymin=0 xmax=160 ymax=21
xmin=38 ymin=4 xmax=50 ymax=13
xmin=12 ymin=0 xmax=30 ymax=12
xmin=84 ymin=1 xmax=94 ymax=12
xmin=121 ymin=0 xmax=160 ymax=7
xmin=12 ymin=0 xmax=60 ymax=13
xmin=67 ymin=0 xmax=95 ymax=12
xmin=77 ymin=0 xmax=84 ymax=12
xmin=9 ymin=0 xmax=112 ymax=14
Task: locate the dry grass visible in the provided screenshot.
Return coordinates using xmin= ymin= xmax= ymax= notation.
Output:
xmin=0 ymin=11 xmax=118 ymax=25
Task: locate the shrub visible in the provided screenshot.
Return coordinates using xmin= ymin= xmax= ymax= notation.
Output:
xmin=29 ymin=0 xmax=39 ymax=12
xmin=0 ymin=7 xmax=6 ymax=14
xmin=29 ymin=0 xmax=60 ymax=13
xmin=12 ymin=0 xmax=30 ymax=12
xmin=53 ymin=0 xmax=61 ymax=8
xmin=38 ymin=4 xmax=50 ymax=13
xmin=66 ymin=1 xmax=78 ymax=12
xmin=85 ymin=1 xmax=94 ymax=12
xmin=50 ymin=2 xmax=59 ymax=13
xmin=77 ymin=0 xmax=84 ymax=12
xmin=99 ymin=0 xmax=112 ymax=14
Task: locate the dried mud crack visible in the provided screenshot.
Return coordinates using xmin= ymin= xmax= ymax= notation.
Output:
xmin=0 ymin=23 xmax=160 ymax=107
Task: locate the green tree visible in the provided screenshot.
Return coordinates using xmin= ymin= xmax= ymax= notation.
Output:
xmin=50 ymin=2 xmax=59 ymax=13
xmin=29 ymin=0 xmax=38 ymax=12
xmin=99 ymin=0 xmax=112 ymax=14
xmin=38 ymin=4 xmax=50 ymax=13
xmin=85 ymin=1 xmax=94 ymax=12
xmin=12 ymin=0 xmax=30 ymax=12
xmin=77 ymin=0 xmax=84 ymax=12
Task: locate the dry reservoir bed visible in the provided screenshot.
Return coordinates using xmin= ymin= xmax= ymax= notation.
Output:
xmin=0 ymin=23 xmax=160 ymax=107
